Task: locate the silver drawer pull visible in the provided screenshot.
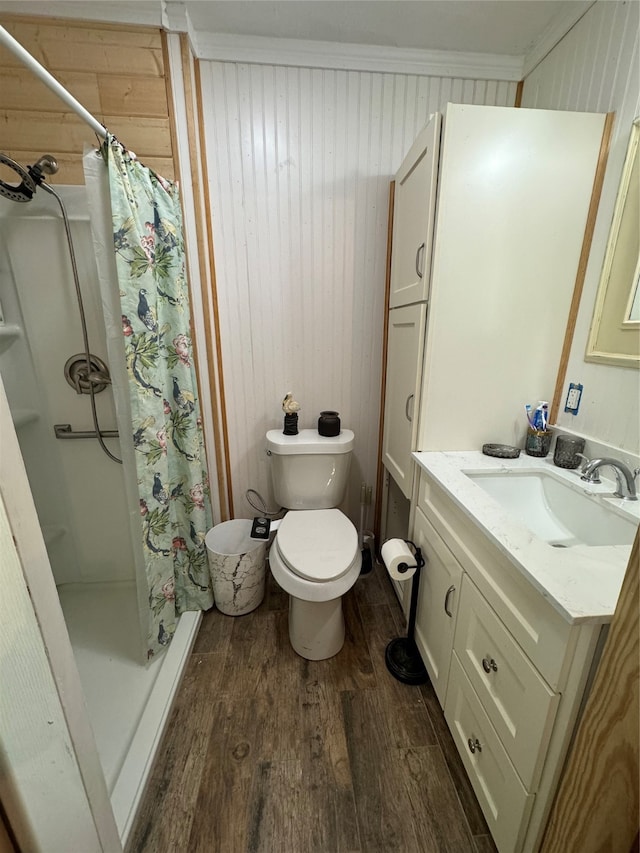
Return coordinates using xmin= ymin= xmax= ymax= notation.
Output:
xmin=444 ymin=584 xmax=455 ymax=617
xmin=405 ymin=394 xmax=414 ymax=422
xmin=467 ymin=737 xmax=482 ymax=754
xmin=415 ymin=242 xmax=426 ymax=278
xmin=482 ymin=657 xmax=498 ymax=673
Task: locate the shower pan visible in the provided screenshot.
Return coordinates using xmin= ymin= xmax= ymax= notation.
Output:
xmin=0 ymin=160 xmax=200 ymax=846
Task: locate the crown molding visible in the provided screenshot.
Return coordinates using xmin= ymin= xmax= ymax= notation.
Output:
xmin=193 ymin=31 xmax=524 ymax=81
xmin=161 ymin=0 xmax=189 ymax=33
xmin=522 ymin=0 xmax=595 ymax=78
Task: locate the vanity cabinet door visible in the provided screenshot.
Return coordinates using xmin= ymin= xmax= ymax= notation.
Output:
xmin=454 ymin=577 xmax=559 ymax=790
xmin=389 ymin=113 xmax=441 ymax=308
xmin=446 ymin=655 xmax=534 ymax=853
xmin=382 ymin=303 xmax=427 ymax=499
xmin=412 ymin=506 xmax=463 ymax=705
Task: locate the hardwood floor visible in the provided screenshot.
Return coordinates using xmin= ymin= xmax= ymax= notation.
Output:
xmin=129 ymin=565 xmax=497 ymax=853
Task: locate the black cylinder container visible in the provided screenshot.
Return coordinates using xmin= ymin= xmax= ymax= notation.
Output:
xmin=283 ymin=412 xmax=299 ymax=435
xmin=318 ymin=410 xmax=340 ymax=437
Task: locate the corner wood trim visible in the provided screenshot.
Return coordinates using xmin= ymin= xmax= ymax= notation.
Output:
xmin=176 ymin=34 xmax=230 ymax=520
xmin=540 ymin=530 xmax=639 ymax=852
xmin=161 ymin=32 xmax=181 ymax=177
xmin=187 ymin=43 xmax=233 ymax=520
xmin=163 ymin=30 xmax=211 ymax=504
xmin=550 ymin=111 xmax=615 ymax=423
xmin=514 ymin=80 xmax=524 ymax=108
xmin=373 ymin=180 xmax=395 ymax=542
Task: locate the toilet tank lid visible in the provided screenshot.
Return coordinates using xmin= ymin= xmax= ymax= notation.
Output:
xmin=266 ymin=428 xmax=354 ymax=455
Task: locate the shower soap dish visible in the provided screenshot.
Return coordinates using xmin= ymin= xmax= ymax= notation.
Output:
xmin=482 ymin=443 xmax=521 ymax=459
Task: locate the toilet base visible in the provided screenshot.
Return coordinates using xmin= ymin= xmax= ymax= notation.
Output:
xmin=289 ymin=596 xmax=345 ymax=660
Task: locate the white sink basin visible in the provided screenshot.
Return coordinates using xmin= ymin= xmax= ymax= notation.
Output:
xmin=464 ymin=469 xmax=637 ymax=547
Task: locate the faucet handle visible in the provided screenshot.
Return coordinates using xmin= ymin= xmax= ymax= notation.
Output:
xmin=577 ymin=454 xmax=602 ymax=484
xmin=576 ymin=452 xmax=590 ymax=472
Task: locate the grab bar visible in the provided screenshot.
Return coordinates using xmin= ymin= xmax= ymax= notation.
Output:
xmin=54 ymin=423 xmax=119 ymax=440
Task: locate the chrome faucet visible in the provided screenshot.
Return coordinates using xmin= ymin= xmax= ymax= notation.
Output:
xmin=580 ymin=457 xmax=639 ymax=501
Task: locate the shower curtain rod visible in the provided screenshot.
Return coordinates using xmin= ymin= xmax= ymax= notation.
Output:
xmin=0 ymin=25 xmax=107 ymax=141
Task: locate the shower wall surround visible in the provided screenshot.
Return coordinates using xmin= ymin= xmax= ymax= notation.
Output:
xmin=0 ymin=190 xmax=135 ymax=585
xmin=198 ymin=62 xmax=517 ymax=520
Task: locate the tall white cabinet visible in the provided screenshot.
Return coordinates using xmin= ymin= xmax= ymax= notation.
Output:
xmin=381 ymin=103 xmax=606 ymax=501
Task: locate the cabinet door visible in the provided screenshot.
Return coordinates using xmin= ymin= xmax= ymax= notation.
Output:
xmin=417 ymin=104 xmax=606 ymax=452
xmin=454 ymin=577 xmax=559 ymax=791
xmin=382 ymin=303 xmax=427 ymax=499
xmin=389 ymin=113 xmax=441 ymax=308
xmin=445 ymin=656 xmax=534 ymax=853
xmin=412 ymin=506 xmax=463 ymax=705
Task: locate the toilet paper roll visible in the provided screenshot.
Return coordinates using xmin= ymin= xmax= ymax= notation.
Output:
xmin=381 ymin=538 xmax=417 ymax=581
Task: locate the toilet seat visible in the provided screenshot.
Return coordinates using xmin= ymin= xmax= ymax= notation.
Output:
xmin=270 ymin=509 xmax=361 ymax=604
xmin=276 ymin=509 xmax=358 ymax=582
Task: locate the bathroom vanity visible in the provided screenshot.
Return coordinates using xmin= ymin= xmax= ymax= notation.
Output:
xmin=407 ymin=450 xmax=637 ymax=853
xmin=376 ymin=103 xmax=632 ymax=851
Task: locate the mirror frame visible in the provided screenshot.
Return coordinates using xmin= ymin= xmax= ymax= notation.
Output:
xmin=586 ymin=117 xmax=640 ymax=369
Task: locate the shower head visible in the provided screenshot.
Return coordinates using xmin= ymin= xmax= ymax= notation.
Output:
xmin=0 ymin=153 xmax=37 ymax=202
xmin=0 ymin=152 xmax=59 ymax=202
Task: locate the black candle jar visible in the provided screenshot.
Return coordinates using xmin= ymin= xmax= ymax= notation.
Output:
xmin=318 ymin=411 xmax=340 ymax=437
xmin=553 ymin=435 xmax=585 ymax=469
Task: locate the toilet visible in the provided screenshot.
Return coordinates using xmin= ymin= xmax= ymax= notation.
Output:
xmin=266 ymin=428 xmax=361 ymax=660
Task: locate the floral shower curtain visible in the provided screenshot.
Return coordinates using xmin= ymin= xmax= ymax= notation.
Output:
xmin=105 ymin=135 xmax=213 ymax=657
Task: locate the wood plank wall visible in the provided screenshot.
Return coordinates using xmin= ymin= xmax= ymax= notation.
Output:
xmin=0 ymin=16 xmax=176 ymax=183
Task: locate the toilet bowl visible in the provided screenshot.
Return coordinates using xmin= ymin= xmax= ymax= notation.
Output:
xmin=269 ymin=508 xmax=361 ymax=660
xmin=265 ymin=427 xmax=359 ymax=659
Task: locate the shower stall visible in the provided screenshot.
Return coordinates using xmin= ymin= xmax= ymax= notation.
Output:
xmin=0 ymin=158 xmax=201 ymax=845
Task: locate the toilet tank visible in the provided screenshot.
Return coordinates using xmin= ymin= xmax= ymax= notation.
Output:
xmin=266 ymin=428 xmax=354 ymax=509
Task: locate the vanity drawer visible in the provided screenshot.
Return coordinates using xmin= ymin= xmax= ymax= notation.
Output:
xmin=454 ymin=577 xmax=559 ymax=789
xmin=445 ymin=655 xmax=534 ymax=853
xmin=418 ymin=471 xmax=573 ymax=690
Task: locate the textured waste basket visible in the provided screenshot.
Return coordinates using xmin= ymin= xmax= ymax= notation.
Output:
xmin=205 ymin=520 xmax=267 ymax=615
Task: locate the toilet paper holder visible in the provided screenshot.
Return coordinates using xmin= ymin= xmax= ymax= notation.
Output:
xmin=384 ymin=539 xmax=428 ymax=686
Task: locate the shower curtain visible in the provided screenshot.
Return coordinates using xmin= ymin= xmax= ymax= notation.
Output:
xmin=84 ymin=137 xmax=213 ymax=658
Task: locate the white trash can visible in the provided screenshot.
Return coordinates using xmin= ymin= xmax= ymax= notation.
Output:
xmin=205 ymin=519 xmax=267 ymax=615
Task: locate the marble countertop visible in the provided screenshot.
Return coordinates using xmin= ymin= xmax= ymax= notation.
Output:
xmin=412 ymin=450 xmax=639 ymax=625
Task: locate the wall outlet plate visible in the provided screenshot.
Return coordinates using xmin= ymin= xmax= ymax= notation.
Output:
xmin=564 ymin=382 xmax=583 ymax=415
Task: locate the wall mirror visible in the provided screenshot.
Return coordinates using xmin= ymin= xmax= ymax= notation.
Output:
xmin=586 ymin=117 xmax=640 ymax=368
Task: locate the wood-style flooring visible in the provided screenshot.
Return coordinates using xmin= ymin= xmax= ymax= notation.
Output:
xmin=129 ymin=563 xmax=498 ymax=853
